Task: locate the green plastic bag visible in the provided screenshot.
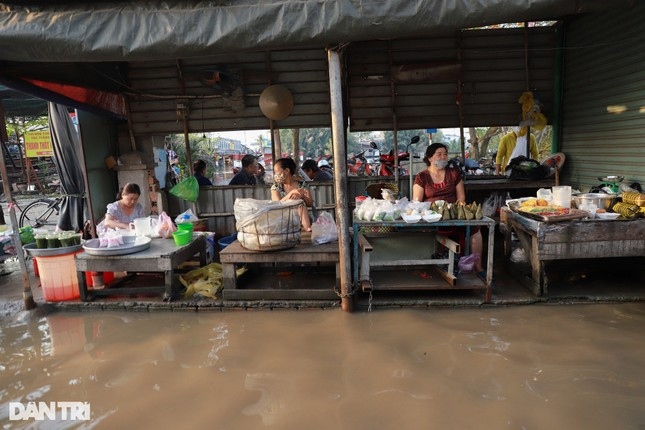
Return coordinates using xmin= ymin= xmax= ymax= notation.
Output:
xmin=169 ymin=176 xmax=199 ymax=202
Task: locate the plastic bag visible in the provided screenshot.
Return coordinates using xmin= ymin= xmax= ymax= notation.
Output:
xmin=510 ymin=248 xmax=528 ymax=263
xmin=458 ymin=253 xmax=480 ymax=273
xmin=156 ymin=211 xmax=177 ymax=239
xmin=505 ymin=156 xmax=549 ymax=180
xmin=99 ymin=229 xmax=125 ymax=248
xmin=234 ymin=198 xmax=302 ymax=251
xmin=311 ymin=212 xmax=338 ymax=244
xmin=169 ymin=176 xmax=199 ymax=202
xmin=482 ymin=192 xmax=505 ymax=217
xmin=175 ymin=208 xmax=199 ymax=224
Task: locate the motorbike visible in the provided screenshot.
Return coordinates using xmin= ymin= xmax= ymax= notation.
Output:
xmin=347 ymin=149 xmax=375 ymax=176
xmin=461 ymin=151 xmax=497 ymax=175
xmin=371 ymin=135 xmax=421 ymax=176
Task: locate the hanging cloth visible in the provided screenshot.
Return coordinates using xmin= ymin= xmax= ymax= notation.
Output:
xmin=49 ymin=103 xmax=87 ymax=232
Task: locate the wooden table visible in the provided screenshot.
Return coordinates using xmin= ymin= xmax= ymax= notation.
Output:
xmin=502 ymin=209 xmax=645 ymax=295
xmin=353 ymin=217 xmax=495 ymax=301
xmin=219 ymin=231 xmax=340 ymax=300
xmin=75 ymin=235 xmax=207 ymax=301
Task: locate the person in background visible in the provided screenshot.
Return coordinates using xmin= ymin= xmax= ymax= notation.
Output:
xmin=495 ymin=127 xmax=539 ymax=175
xmin=256 ymin=163 xmax=267 ymax=185
xmin=193 ymin=159 xmax=213 ymax=186
xmin=271 ymin=157 xmax=314 ymax=231
xmin=412 ymin=143 xmax=484 ymax=276
xmin=229 ymin=154 xmax=260 ymax=185
xmin=103 ymin=183 xmax=145 ymax=230
xmin=302 ymin=159 xmax=333 ymax=182
xmin=170 ymin=158 xmax=180 ymax=181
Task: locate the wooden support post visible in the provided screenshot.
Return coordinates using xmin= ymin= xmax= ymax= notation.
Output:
xmin=0 ymin=109 xmax=35 ymax=310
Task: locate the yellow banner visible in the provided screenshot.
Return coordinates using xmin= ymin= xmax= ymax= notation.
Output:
xmin=24 ymin=130 xmax=53 ymax=157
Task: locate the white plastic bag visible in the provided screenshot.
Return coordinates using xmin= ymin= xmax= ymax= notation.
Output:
xmin=234 ymin=198 xmax=302 ymax=251
xmin=311 ymin=212 xmax=338 ymax=244
xmin=156 ymin=211 xmax=177 ymax=239
xmin=483 ymin=192 xmax=504 ymax=217
xmin=175 ymin=208 xmax=199 ymax=224
xmin=510 ymin=248 xmax=528 ymax=263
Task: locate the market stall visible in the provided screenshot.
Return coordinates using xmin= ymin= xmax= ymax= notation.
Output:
xmin=501 ymin=203 xmax=645 ymax=296
xmin=353 ymin=217 xmax=494 ymax=302
xmin=75 ymin=234 xmax=207 ymax=302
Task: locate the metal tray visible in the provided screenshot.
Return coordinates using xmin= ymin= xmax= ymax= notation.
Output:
xmin=516 ymin=208 xmax=589 ymax=223
xmin=24 ymin=242 xmax=83 ymax=257
xmin=82 ymin=236 xmax=152 ymax=256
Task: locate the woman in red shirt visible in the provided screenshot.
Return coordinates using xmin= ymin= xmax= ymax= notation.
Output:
xmin=413 ymin=143 xmax=484 ymax=275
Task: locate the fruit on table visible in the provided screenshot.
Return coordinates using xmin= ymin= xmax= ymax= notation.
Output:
xmin=519 ymin=205 xmax=570 ymax=216
xmin=521 ymin=198 xmax=549 ymax=207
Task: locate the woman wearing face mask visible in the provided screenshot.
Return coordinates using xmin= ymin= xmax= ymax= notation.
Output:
xmin=413 ymin=143 xmax=484 ymax=275
xmin=271 ymin=157 xmax=314 ymax=231
xmin=103 ymin=183 xmax=145 ymax=230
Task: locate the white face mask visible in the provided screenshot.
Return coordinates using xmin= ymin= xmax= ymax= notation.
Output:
xmin=433 ymin=160 xmax=448 ymax=169
xmin=274 ymin=172 xmax=285 ymax=184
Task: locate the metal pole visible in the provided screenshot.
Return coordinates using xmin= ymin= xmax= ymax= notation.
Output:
xmin=409 ymin=148 xmax=414 ymax=200
xmin=457 ymin=31 xmax=466 ymax=163
xmin=327 ymin=47 xmax=353 ymax=312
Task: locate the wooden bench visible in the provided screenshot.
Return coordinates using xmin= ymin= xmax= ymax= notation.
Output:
xmin=219 ymin=231 xmax=340 ymax=300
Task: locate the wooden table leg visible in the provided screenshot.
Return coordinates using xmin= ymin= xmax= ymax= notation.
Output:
xmin=77 ymin=271 xmax=90 ymax=302
xmin=529 ymin=235 xmax=543 ymax=296
xmin=164 ymin=270 xmax=174 ymax=302
xmin=222 ymin=263 xmax=237 ymax=290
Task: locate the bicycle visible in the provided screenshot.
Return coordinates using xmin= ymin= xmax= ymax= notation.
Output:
xmin=18 ymin=197 xmax=62 ymax=229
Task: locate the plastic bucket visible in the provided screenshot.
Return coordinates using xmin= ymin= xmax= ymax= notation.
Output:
xmin=84 ymin=271 xmax=115 ymax=288
xmin=176 ymin=222 xmax=194 ymax=235
xmin=35 ymin=251 xmax=82 ymax=302
xmin=172 ymin=229 xmax=192 ymax=246
xmin=33 ymin=258 xmax=39 ymax=277
xmin=217 ymin=233 xmax=238 ymax=250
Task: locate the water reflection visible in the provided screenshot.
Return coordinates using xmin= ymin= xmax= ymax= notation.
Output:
xmin=0 ymin=304 xmax=644 ymax=429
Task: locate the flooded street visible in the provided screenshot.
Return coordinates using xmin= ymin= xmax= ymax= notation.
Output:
xmin=1 ymin=304 xmax=644 ymax=429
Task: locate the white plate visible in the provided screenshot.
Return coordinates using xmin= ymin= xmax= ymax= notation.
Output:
xmin=596 ymin=212 xmax=620 ymax=220
xmin=422 ymin=213 xmax=442 ymax=223
xmin=401 ymin=214 xmax=422 ymax=223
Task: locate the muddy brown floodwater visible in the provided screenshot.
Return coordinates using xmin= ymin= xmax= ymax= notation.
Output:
xmin=1 ymin=303 xmax=644 ymax=429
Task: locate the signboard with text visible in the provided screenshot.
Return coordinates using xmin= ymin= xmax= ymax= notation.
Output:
xmin=24 ymin=131 xmax=53 ymax=157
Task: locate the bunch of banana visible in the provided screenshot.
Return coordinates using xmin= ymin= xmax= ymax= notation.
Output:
xmin=622 ymin=191 xmax=645 ymax=207
xmin=612 ymin=202 xmax=640 ymax=218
